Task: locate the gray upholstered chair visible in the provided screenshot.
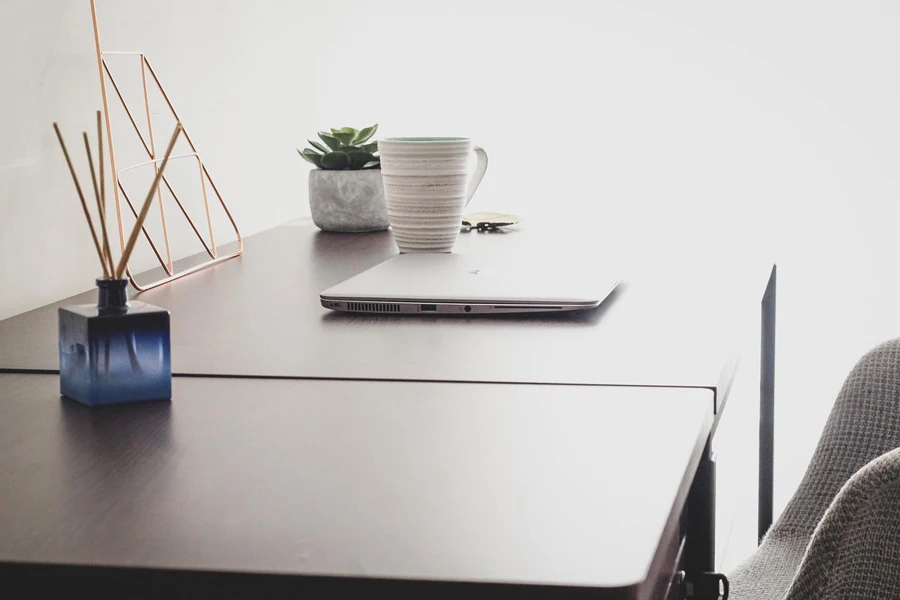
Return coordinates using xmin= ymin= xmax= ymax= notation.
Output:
xmin=729 ymin=338 xmax=900 ymax=599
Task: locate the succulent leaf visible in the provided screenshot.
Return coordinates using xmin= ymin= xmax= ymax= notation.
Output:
xmin=347 ymin=151 xmax=377 ymax=169
xmin=308 ymin=140 xmax=329 ymax=154
xmin=298 ymin=148 xmax=323 ymax=168
xmin=353 ymin=124 xmax=378 ymax=145
xmin=320 ymin=151 xmax=352 ymax=169
xmin=331 ymin=130 xmax=356 ymax=145
xmin=303 ymin=125 xmax=380 ymax=169
xmin=318 ymin=131 xmax=342 ymax=150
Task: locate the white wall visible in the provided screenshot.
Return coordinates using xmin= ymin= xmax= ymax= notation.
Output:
xmin=3 ymin=0 xmax=900 ymax=569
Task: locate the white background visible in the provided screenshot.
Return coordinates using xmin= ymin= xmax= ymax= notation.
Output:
xmin=3 ymin=0 xmax=900 ymax=571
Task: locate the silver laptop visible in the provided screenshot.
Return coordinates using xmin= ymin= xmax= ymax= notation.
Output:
xmin=320 ymin=253 xmax=618 ymax=315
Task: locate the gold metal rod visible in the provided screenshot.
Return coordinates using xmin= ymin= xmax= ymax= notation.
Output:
xmin=115 ymin=123 xmax=182 ymax=279
xmin=102 ymin=60 xmax=153 ymax=155
xmin=118 ymin=181 xmax=172 ymax=274
xmin=139 ymin=56 xmax=173 ymax=272
xmin=163 ymin=157 xmax=215 ymax=257
xmin=198 ymin=158 xmax=216 ymax=255
xmin=140 ymin=57 xmax=157 ymax=156
xmin=83 ymin=132 xmax=112 ymax=279
xmin=90 ymin=0 xmax=125 ymax=260
xmin=52 ymin=122 xmax=108 ymax=278
xmin=117 ymin=152 xmax=199 ymax=174
xmin=143 ymin=60 xmax=198 ymax=152
xmin=128 ymin=249 xmax=243 ymax=292
xmin=97 ymin=110 xmax=114 ymax=276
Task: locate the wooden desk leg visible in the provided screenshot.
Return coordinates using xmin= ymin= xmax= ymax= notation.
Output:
xmin=686 ymin=439 xmax=716 ymax=573
xmin=758 ymin=265 xmax=776 ymax=543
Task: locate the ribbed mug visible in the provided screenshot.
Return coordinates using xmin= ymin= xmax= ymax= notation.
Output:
xmin=378 ymin=137 xmax=488 ymax=252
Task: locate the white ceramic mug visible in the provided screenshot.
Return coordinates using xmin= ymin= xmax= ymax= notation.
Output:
xmin=378 ymin=137 xmax=488 ymax=253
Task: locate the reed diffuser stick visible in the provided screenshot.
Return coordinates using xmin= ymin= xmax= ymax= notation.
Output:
xmin=53 ymin=122 xmax=108 ymax=277
xmin=97 ymin=110 xmax=114 ymax=276
xmin=114 ymin=122 xmax=182 ymax=279
xmin=83 ymin=132 xmax=111 ymax=279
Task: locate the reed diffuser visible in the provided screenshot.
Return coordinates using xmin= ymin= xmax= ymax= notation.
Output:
xmin=54 ymin=113 xmax=181 ymax=406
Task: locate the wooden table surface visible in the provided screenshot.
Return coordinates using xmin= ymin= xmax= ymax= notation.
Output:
xmin=0 ymin=373 xmax=712 ymax=598
xmin=0 ymin=220 xmax=769 ymax=413
xmin=0 ymin=219 xmax=774 ymax=597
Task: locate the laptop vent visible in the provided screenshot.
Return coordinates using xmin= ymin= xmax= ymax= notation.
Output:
xmin=347 ymin=302 xmax=401 ymax=313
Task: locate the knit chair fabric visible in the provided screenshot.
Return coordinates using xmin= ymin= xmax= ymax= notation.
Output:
xmin=729 ymin=339 xmax=900 ymax=600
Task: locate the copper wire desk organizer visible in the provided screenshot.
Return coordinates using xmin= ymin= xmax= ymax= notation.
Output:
xmin=90 ymin=0 xmax=242 ymax=291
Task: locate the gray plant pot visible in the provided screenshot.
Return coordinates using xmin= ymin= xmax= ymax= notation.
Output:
xmin=308 ymin=169 xmax=389 ymax=233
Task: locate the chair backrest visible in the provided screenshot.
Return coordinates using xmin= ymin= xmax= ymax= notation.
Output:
xmin=772 ymin=338 xmax=900 ymax=540
xmin=784 ymin=447 xmax=900 ymax=599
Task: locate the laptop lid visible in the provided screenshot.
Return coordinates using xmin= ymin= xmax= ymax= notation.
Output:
xmin=320 ymin=253 xmax=618 ymax=314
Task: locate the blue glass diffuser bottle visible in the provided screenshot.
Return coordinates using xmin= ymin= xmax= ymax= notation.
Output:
xmin=59 ymin=278 xmax=171 ymax=406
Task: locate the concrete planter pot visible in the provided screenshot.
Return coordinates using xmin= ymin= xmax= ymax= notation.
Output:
xmin=308 ymin=169 xmax=389 ymax=233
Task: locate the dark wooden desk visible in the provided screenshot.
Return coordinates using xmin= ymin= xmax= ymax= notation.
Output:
xmin=0 ymin=373 xmax=712 ymax=599
xmin=0 ymin=220 xmax=768 ymax=413
xmin=0 ymin=219 xmax=777 ymax=596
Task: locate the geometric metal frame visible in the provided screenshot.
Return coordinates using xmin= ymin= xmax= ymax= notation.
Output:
xmin=90 ymin=0 xmax=242 ymax=291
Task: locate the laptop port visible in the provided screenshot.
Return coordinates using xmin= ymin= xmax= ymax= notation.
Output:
xmin=420 ymin=304 xmax=437 ymax=312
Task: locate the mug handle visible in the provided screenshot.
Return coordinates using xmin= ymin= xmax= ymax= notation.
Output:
xmin=465 ymin=146 xmax=488 ymax=206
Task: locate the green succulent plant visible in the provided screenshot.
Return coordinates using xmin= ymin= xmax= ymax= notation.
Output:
xmin=298 ymin=124 xmax=380 ymax=170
